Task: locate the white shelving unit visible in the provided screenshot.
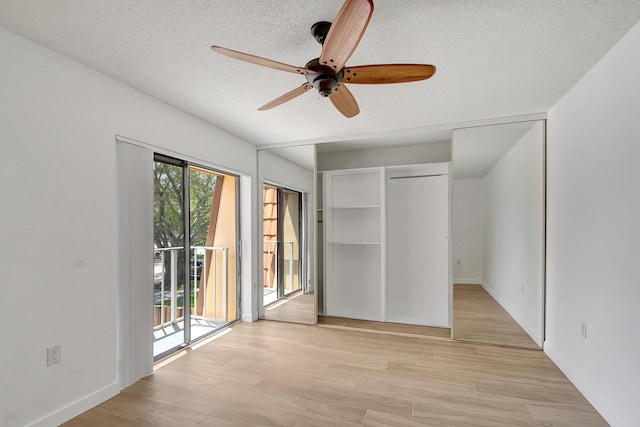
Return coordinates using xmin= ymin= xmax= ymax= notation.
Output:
xmin=323 ymin=163 xmax=451 ymax=327
xmin=323 ymin=168 xmax=385 ymax=321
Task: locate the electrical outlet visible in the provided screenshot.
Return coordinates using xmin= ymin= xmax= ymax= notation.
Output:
xmin=456 ymin=259 xmax=461 ymax=266
xmin=47 ymin=345 xmax=61 ymax=366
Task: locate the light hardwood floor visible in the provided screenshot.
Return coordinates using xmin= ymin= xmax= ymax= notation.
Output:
xmin=319 ymin=316 xmax=451 ymax=340
xmin=453 ymin=284 xmax=540 ymax=350
xmin=64 ymin=320 xmax=606 ymax=426
xmin=263 ymin=292 xmax=316 ymax=324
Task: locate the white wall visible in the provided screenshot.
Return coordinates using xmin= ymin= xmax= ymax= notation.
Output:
xmin=257 ymin=150 xmax=315 ymax=318
xmin=317 ymin=141 xmax=450 ymax=171
xmin=546 ymin=20 xmax=640 ymax=427
xmin=481 ymin=122 xmax=544 ymax=346
xmin=0 ymin=26 xmax=257 ymax=427
xmin=258 ymin=150 xmax=314 ymax=194
xmin=452 ymin=179 xmax=483 ymax=283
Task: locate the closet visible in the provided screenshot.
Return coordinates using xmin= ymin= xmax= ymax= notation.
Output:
xmin=322 ymin=163 xmax=450 ymax=327
xmin=323 ymin=167 xmax=385 ymax=321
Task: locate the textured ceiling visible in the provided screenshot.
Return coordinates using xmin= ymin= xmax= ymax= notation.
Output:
xmin=1 ymin=1 xmax=640 ymax=149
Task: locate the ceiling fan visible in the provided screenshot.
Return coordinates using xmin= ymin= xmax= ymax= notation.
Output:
xmin=211 ymin=0 xmax=436 ymax=118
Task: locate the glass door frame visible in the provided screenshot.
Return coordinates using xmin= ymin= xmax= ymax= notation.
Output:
xmin=153 ymin=153 xmax=190 ymax=356
xmin=262 ymin=182 xmax=305 ymax=307
xmin=281 ymin=188 xmax=303 ymax=298
xmin=153 ymin=153 xmax=241 ymax=361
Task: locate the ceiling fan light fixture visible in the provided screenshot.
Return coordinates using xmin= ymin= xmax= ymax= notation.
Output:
xmin=211 ymin=0 xmax=435 ymax=118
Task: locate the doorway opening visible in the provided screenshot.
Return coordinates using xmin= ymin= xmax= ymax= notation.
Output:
xmin=153 ymin=154 xmax=240 ymax=360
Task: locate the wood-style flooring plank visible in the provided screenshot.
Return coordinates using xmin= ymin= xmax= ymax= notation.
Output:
xmin=263 ymin=292 xmax=317 ymax=324
xmin=64 ymin=320 xmax=607 ymax=426
xmin=453 ymin=283 xmax=540 ymax=349
xmin=319 ymin=315 xmax=451 ymax=339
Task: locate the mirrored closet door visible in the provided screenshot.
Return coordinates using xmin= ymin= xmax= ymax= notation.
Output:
xmin=451 ymin=121 xmax=545 ymax=349
xmin=258 ymin=146 xmax=317 ymax=325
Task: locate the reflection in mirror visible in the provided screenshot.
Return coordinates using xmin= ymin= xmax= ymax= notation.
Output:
xmin=452 ymin=121 xmax=544 ymax=349
xmin=257 ymin=145 xmax=317 ymax=324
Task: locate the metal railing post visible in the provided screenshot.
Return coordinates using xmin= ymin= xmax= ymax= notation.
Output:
xmin=201 ymin=248 xmax=207 ymax=317
xmin=288 ymin=241 xmax=294 ymax=292
xmin=266 ymin=242 xmax=272 ymax=288
xmin=222 ymin=248 xmax=228 ymax=322
xmin=212 ymin=248 xmax=217 ymax=319
xmin=160 ymin=251 xmax=165 ymax=325
xmin=192 ymin=248 xmax=198 ymax=316
xmin=170 ymin=249 xmax=178 ymax=324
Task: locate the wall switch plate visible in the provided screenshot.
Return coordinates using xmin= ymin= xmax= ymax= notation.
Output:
xmin=47 ymin=345 xmax=61 ymax=366
xmin=580 ymin=321 xmax=588 ymax=339
xmin=456 ymin=259 xmax=461 ymax=266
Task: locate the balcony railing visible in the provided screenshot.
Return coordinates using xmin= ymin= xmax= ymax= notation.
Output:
xmin=263 ymin=239 xmax=294 ymax=291
xmin=153 ymin=245 xmax=228 ymax=330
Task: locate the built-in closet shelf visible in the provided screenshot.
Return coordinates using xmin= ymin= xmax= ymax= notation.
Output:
xmin=323 ymin=163 xmax=450 ymax=327
xmin=323 ymin=167 xmax=385 ymax=322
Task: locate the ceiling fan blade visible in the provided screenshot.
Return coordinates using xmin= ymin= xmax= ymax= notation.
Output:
xmin=258 ymin=83 xmax=312 ymax=111
xmin=211 ymin=46 xmax=312 ymax=75
xmin=330 ymin=84 xmax=360 ymax=118
xmin=320 ymin=0 xmax=374 ymax=72
xmin=343 ymin=64 xmax=436 ymax=84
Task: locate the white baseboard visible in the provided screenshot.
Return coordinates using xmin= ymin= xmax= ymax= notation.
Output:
xmin=385 ymin=314 xmax=450 ymax=329
xmin=241 ymin=312 xmax=257 ymax=322
xmin=453 ymin=279 xmax=481 ymax=285
xmin=480 ymin=281 xmax=542 ymax=347
xmin=544 ymin=341 xmax=627 ymax=427
xmin=26 ymin=381 xmax=119 ymax=427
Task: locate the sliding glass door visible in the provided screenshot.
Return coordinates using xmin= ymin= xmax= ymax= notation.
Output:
xmin=153 ymin=154 xmax=240 ymax=360
xmin=153 ymin=156 xmax=187 ymax=357
xmin=283 ymin=190 xmax=302 ymax=297
xmin=262 ymin=185 xmax=279 ymax=306
xmin=262 ymin=184 xmax=303 ymax=307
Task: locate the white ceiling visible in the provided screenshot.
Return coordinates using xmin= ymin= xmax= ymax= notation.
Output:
xmin=1 ymin=1 xmax=640 ymax=150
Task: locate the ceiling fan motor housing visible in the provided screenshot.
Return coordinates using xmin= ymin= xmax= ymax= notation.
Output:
xmin=311 ymin=21 xmax=332 ymax=45
xmin=305 ymin=58 xmax=345 ymax=97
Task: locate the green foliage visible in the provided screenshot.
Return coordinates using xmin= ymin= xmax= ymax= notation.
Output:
xmin=154 ymin=162 xmax=184 ymax=249
xmin=161 ymin=295 xmax=195 ymax=309
xmin=153 ymin=162 xmax=217 ymax=249
xmin=189 ymin=169 xmax=217 ymax=246
xmin=154 ymin=162 xmax=217 ymax=285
